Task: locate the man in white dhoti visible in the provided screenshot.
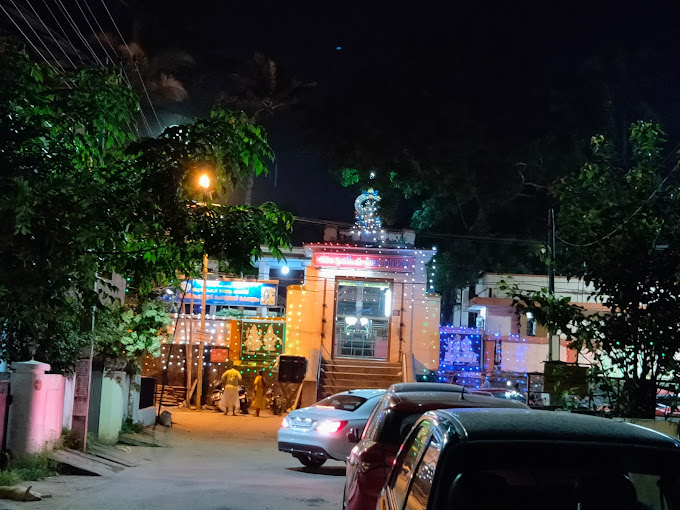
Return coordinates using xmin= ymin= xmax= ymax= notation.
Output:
xmin=219 ymin=362 xmax=242 ymax=416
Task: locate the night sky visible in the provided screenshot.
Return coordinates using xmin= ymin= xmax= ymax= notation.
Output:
xmin=6 ymin=1 xmax=680 ymax=226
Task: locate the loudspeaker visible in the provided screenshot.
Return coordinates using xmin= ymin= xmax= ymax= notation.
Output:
xmin=278 ymin=355 xmax=306 ymax=383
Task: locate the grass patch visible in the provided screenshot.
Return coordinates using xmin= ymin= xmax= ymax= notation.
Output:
xmin=0 ymin=452 xmax=58 ymax=486
xmin=60 ymin=427 xmax=83 ymax=450
xmin=120 ymin=417 xmax=145 ymax=435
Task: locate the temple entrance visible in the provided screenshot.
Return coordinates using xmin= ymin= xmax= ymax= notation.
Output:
xmin=333 ymin=279 xmax=391 ymax=359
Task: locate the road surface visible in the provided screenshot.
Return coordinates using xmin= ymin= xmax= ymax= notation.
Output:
xmin=1 ymin=408 xmax=346 ymax=510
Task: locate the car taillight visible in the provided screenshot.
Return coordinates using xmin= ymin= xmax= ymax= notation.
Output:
xmin=281 ymin=416 xmax=290 ymax=428
xmin=316 ymin=420 xmax=348 ymax=434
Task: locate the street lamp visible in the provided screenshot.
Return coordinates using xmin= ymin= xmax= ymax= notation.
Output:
xmin=194 ymin=171 xmax=211 ymax=410
xmin=198 ymin=173 xmax=211 ymax=189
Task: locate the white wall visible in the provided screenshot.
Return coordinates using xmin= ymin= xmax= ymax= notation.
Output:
xmin=480 ymin=274 xmax=600 ymax=303
xmin=62 ymin=374 xmax=76 ymax=430
xmin=501 ymin=343 xmax=569 ymax=373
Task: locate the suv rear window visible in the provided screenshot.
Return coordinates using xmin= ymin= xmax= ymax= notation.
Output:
xmin=315 ymin=394 xmax=368 ymax=411
xmin=378 ymin=410 xmax=423 ymax=445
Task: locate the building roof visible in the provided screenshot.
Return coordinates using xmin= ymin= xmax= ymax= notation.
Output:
xmin=437 ymin=408 xmax=680 ymax=448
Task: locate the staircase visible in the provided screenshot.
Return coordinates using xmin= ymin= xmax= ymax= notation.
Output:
xmin=319 ymin=358 xmax=402 ymax=398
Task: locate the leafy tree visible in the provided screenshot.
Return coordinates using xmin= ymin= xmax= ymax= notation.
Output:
xmin=93 ymin=300 xmax=171 ymax=367
xmin=502 ymin=122 xmax=680 ymax=418
xmin=0 ymin=44 xmax=292 ymax=371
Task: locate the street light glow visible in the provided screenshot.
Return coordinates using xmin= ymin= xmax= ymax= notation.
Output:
xmin=199 ymin=174 xmax=211 ymax=189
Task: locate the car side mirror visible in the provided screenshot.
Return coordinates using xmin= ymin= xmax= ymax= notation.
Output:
xmin=347 ymin=428 xmax=362 ymax=443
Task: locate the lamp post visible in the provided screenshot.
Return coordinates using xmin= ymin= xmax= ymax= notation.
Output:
xmin=196 ymin=172 xmax=211 ymax=410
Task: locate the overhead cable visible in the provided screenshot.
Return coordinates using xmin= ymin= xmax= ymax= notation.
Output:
xmin=55 ymin=0 xmax=101 ymax=64
xmin=8 ymin=0 xmax=64 ymax=71
xmin=24 ymin=0 xmax=76 ymax=68
xmin=99 ymin=0 xmax=163 ymax=133
xmin=73 ymin=0 xmax=108 ymax=63
xmin=0 ymin=2 xmax=54 ymax=69
xmin=41 ymin=0 xmax=84 ymax=64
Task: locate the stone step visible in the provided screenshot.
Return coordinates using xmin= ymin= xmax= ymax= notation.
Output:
xmin=330 ymin=358 xmax=401 ymax=367
xmin=322 ymin=364 xmax=401 ymax=375
xmin=320 ymin=372 xmax=401 ymax=384
xmin=322 ymin=380 xmax=395 ymax=391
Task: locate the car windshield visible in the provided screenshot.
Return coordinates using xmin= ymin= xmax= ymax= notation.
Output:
xmin=314 ymin=394 xmax=368 ymax=411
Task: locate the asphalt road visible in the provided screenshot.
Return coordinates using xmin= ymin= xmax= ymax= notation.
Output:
xmin=1 ymin=408 xmax=346 ymax=510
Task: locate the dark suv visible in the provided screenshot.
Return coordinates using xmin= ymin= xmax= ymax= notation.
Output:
xmin=378 ymin=408 xmax=680 ymax=510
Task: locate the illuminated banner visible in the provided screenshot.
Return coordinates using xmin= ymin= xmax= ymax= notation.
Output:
xmin=182 ymin=280 xmax=278 ymax=307
xmin=312 ymin=252 xmax=415 ymax=273
xmin=439 ymin=328 xmax=482 ymax=372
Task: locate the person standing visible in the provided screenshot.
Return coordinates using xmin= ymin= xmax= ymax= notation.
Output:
xmin=220 ymin=362 xmax=242 ymax=416
xmin=480 ymin=374 xmax=491 ymax=389
xmin=252 ymin=370 xmax=267 ymax=417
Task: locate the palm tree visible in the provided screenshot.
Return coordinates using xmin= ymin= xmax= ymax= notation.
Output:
xmin=219 ymin=53 xmax=315 ymax=204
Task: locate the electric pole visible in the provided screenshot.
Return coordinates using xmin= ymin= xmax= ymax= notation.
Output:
xmin=548 ymin=208 xmax=558 ymax=361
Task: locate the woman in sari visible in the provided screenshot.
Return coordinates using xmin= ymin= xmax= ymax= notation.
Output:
xmin=252 ymin=371 xmax=267 ymax=417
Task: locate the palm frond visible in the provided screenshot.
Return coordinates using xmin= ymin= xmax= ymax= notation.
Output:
xmin=152 ymin=73 xmax=188 ymax=102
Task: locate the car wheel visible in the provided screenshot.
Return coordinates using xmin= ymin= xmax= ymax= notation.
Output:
xmin=297 ymin=455 xmax=326 ymax=468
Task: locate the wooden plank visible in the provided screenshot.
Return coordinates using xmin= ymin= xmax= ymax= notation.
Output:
xmin=63 ymin=449 xmax=124 ymax=472
xmin=83 ymin=445 xmax=138 ymax=468
xmin=49 ymin=450 xmax=113 ymax=477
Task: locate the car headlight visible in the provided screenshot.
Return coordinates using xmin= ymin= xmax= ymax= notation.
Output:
xmin=281 ymin=416 xmax=290 ymax=428
xmin=315 ymin=420 xmax=348 ymax=435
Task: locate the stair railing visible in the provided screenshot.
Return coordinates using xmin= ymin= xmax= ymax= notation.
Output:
xmin=318 ymin=343 xmax=336 ymax=399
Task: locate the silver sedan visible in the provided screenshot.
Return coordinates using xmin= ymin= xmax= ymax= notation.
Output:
xmin=277 ymin=389 xmax=386 ymax=468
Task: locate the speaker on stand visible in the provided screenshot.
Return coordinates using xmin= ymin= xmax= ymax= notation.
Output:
xmin=276 ymin=356 xmax=306 ymax=411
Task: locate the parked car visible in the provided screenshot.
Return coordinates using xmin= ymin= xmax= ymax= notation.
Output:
xmin=378 ymin=408 xmax=680 ymax=510
xmin=656 ymin=403 xmax=680 ymax=418
xmin=469 ymin=387 xmax=526 ymax=404
xmin=343 ymin=385 xmax=527 ymax=510
xmin=277 ymin=389 xmax=385 ymax=468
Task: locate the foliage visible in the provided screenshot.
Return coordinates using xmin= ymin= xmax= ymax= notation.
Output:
xmin=94 ymin=301 xmax=171 ymax=364
xmin=219 ymin=52 xmax=316 ymax=123
xmin=501 ymin=122 xmax=680 ymax=417
xmin=0 ymin=44 xmax=293 ymax=372
xmin=120 ymin=417 xmax=146 ymax=435
xmin=0 ymin=452 xmax=58 ymax=485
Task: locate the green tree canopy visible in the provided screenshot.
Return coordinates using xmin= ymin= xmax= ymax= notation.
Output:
xmin=504 ymin=122 xmax=680 ymax=417
xmin=0 ymin=44 xmax=292 ymax=371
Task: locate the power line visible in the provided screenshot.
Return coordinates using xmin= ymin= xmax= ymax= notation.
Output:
xmin=293 ymin=217 xmax=540 ymax=246
xmin=42 ymin=0 xmax=84 ymax=64
xmin=24 ymin=0 xmax=76 ymax=68
xmin=54 ymin=0 xmax=101 ymax=65
xmin=62 ymin=0 xmax=151 ymax=136
xmin=8 ymin=0 xmax=64 ymax=71
xmin=134 ymin=62 xmax=163 ymax=132
xmin=81 ymin=0 xmax=115 ymax=55
xmin=73 ymin=0 xmax=108 ymax=64
xmin=0 ymin=2 xmax=53 ymax=69
xmin=99 ymin=0 xmax=163 ymax=134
